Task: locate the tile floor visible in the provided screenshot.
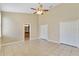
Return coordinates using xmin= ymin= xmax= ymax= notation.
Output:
xmin=0 ymin=39 xmax=79 ymax=56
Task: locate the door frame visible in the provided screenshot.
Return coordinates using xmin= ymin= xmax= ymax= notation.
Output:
xmin=23 ymin=24 xmax=31 ymax=41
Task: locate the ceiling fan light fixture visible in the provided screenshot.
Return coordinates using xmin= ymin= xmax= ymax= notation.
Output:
xmin=37 ymin=10 xmax=43 ymax=15
xmin=31 ymin=3 xmax=49 ymax=15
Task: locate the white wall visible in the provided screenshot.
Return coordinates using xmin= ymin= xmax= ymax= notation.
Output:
xmin=2 ymin=12 xmax=38 ymax=42
xmin=38 ymin=4 xmax=79 ymax=43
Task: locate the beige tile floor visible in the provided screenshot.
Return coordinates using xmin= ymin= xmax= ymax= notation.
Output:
xmin=0 ymin=39 xmax=79 ymax=56
xmin=1 ymin=37 xmax=20 ymax=44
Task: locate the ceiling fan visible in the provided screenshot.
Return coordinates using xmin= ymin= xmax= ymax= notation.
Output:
xmin=31 ymin=3 xmax=49 ymax=15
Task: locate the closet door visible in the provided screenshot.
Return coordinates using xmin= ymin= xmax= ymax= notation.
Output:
xmin=0 ymin=12 xmax=1 ymax=47
xmin=0 ymin=12 xmax=1 ymax=37
xmin=60 ymin=21 xmax=76 ymax=46
xmin=39 ymin=24 xmax=48 ymax=40
xmin=75 ymin=21 xmax=79 ymax=47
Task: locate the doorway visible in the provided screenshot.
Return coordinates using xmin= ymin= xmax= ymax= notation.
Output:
xmin=24 ymin=24 xmax=30 ymax=40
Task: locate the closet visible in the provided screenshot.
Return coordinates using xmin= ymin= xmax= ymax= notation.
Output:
xmin=60 ymin=20 xmax=79 ymax=48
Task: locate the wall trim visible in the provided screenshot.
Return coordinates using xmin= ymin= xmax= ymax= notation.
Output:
xmin=1 ymin=40 xmax=24 ymax=46
xmin=39 ymin=39 xmax=60 ymax=44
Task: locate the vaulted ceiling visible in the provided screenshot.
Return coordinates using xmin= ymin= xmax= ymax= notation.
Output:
xmin=0 ymin=3 xmax=59 ymax=14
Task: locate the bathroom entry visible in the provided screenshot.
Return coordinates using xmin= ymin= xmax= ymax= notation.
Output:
xmin=24 ymin=24 xmax=30 ymax=40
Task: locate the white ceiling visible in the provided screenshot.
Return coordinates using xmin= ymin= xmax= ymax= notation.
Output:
xmin=0 ymin=3 xmax=59 ymax=14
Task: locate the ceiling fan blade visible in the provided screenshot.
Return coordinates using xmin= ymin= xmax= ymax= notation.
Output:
xmin=31 ymin=8 xmax=36 ymax=10
xmin=33 ymin=12 xmax=37 ymax=14
xmin=43 ymin=10 xmax=48 ymax=11
xmin=41 ymin=13 xmax=44 ymax=15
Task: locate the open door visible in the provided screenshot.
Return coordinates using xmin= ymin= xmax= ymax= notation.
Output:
xmin=24 ymin=24 xmax=30 ymax=40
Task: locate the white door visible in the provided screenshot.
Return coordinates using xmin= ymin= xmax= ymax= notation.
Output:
xmin=0 ymin=12 xmax=1 ymax=37
xmin=75 ymin=21 xmax=79 ymax=47
xmin=39 ymin=24 xmax=48 ymax=40
xmin=60 ymin=21 xmax=77 ymax=46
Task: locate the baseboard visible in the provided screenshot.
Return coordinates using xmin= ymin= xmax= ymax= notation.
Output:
xmin=60 ymin=43 xmax=78 ymax=48
xmin=1 ymin=40 xmax=24 ymax=46
xmin=48 ymin=40 xmax=60 ymax=44
xmin=59 ymin=40 xmax=79 ymax=48
xmin=40 ymin=39 xmax=79 ymax=48
xmin=40 ymin=39 xmax=60 ymax=44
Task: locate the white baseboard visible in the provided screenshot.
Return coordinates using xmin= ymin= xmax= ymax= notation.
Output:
xmin=48 ymin=40 xmax=60 ymax=44
xmin=41 ymin=39 xmax=79 ymax=48
xmin=1 ymin=40 xmax=24 ymax=46
xmin=40 ymin=39 xmax=60 ymax=44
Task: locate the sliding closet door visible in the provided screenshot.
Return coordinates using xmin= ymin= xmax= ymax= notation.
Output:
xmin=60 ymin=21 xmax=77 ymax=46
xmin=0 ymin=12 xmax=1 ymax=47
xmin=75 ymin=21 xmax=79 ymax=47
xmin=0 ymin=12 xmax=1 ymax=37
